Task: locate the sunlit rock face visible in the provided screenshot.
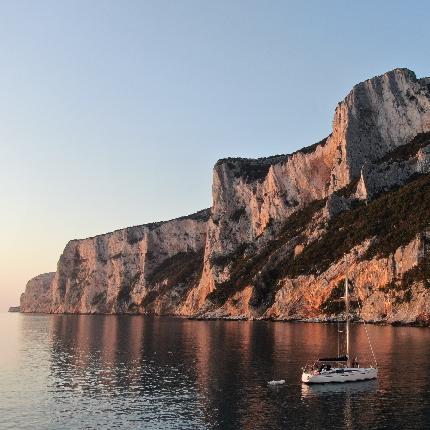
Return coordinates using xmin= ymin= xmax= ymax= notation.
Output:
xmin=20 ymin=68 xmax=430 ymax=324
xmin=190 ymin=68 xmax=430 ymax=318
xmin=206 ymin=68 xmax=430 ymax=252
xmin=22 ymin=211 xmax=210 ymax=314
xmin=216 ymin=236 xmax=430 ymax=325
xmin=20 ymin=273 xmax=55 ymax=313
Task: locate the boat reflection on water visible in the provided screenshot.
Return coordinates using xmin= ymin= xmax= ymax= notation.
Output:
xmin=301 ymin=379 xmax=379 ymax=430
xmin=301 ymin=379 xmax=378 ymax=398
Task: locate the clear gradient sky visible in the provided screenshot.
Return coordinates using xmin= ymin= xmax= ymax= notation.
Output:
xmin=1 ymin=0 xmax=430 ymax=310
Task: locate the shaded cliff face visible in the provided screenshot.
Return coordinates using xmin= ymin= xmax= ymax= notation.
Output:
xmin=331 ymin=69 xmax=430 ymax=189
xmin=20 ymin=68 xmax=430 ymax=324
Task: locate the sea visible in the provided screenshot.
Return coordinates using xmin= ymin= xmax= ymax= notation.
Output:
xmin=1 ymin=313 xmax=429 ymax=429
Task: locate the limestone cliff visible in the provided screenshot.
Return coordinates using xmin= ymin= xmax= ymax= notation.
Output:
xmin=21 ymin=210 xmax=209 ymax=314
xmin=50 ymin=209 xmax=209 ymax=314
xmin=20 ymin=273 xmax=55 ymax=313
xmin=183 ymin=68 xmax=430 ymax=322
xmin=20 ymin=68 xmax=430 ymax=325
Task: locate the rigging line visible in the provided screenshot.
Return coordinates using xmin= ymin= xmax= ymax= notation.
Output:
xmin=357 ymin=298 xmax=378 ymax=368
xmin=337 ymin=288 xmax=341 ymax=357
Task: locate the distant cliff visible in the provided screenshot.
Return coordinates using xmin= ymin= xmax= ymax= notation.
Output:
xmin=20 ymin=68 xmax=430 ymax=325
xmin=21 ymin=210 xmax=209 ymax=314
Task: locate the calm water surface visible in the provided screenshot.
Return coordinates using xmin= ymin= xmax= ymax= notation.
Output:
xmin=1 ymin=313 xmax=430 ymax=429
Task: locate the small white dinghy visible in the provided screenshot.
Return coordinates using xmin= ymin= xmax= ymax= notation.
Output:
xmin=301 ymin=257 xmax=378 ymax=385
xmin=268 ymin=379 xmax=286 ymax=386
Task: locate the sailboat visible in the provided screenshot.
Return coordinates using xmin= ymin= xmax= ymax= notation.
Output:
xmin=301 ymin=263 xmax=378 ymax=384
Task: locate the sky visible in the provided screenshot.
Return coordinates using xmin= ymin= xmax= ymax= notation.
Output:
xmin=1 ymin=0 xmax=430 ymax=310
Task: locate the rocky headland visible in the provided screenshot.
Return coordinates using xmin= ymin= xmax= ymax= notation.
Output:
xmin=20 ymin=68 xmax=430 ymax=325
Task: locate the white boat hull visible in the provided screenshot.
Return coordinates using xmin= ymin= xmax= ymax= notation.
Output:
xmin=302 ymin=367 xmax=378 ymax=384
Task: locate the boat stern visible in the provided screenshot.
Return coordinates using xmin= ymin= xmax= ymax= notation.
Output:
xmin=301 ymin=371 xmax=315 ymax=384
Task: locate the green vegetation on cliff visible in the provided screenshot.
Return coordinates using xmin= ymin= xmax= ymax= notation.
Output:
xmin=207 ymin=198 xmax=326 ymax=306
xmin=141 ymin=248 xmax=205 ymax=309
xmin=378 ymin=132 xmax=430 ymax=163
xmin=289 ymin=173 xmax=430 ymax=277
xmin=208 ymin=172 xmax=430 ymax=310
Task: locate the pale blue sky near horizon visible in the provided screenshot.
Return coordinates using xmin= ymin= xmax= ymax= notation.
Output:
xmin=1 ymin=0 xmax=430 ymax=309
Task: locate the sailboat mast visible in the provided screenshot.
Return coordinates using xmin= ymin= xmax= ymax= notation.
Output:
xmin=345 ymin=257 xmax=350 ymax=360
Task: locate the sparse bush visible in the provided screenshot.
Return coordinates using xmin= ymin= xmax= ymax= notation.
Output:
xmin=141 ymin=248 xmax=205 ymax=307
xmin=230 ymin=207 xmax=246 ymax=222
xmin=378 ymin=132 xmax=430 ymax=163
xmin=117 ymin=271 xmax=141 ymax=304
xmin=207 ymin=198 xmax=326 ymax=306
xmin=286 ymin=173 xmax=430 ymax=278
xmin=320 ymin=279 xmax=360 ymax=314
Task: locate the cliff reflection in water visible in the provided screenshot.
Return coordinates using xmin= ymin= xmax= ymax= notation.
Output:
xmin=43 ymin=316 xmax=430 ymax=429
